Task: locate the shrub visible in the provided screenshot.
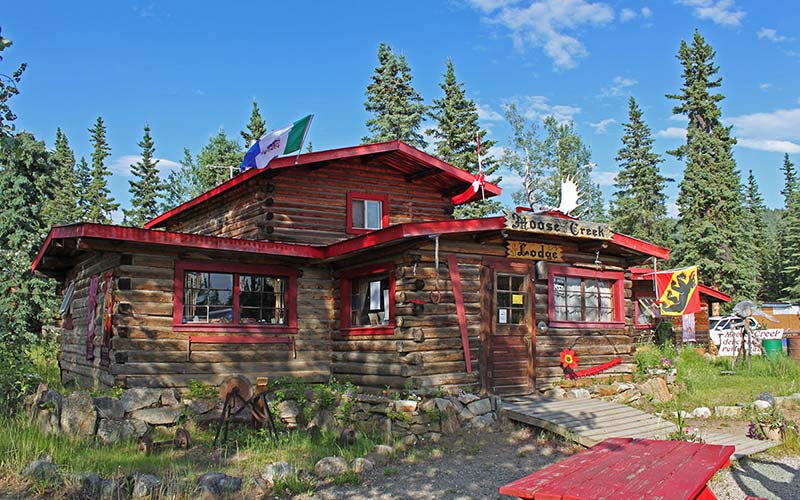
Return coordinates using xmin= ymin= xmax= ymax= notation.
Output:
xmin=186 ymin=379 xmax=217 ymax=400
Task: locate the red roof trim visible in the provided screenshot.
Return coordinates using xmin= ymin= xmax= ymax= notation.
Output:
xmin=610 ymin=233 xmax=670 ymax=260
xmin=31 ymin=224 xmax=323 ymax=272
xmin=697 ymin=284 xmax=731 ymax=303
xmin=145 ymin=140 xmax=502 ymax=229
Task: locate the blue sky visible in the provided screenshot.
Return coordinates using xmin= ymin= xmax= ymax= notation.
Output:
xmin=4 ymin=1 xmax=800 ymax=218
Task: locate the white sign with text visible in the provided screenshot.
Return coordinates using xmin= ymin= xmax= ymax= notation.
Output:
xmin=718 ymin=328 xmax=784 ymax=357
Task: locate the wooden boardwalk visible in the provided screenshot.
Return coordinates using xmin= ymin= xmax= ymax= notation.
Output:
xmin=502 ymin=396 xmax=779 ymax=459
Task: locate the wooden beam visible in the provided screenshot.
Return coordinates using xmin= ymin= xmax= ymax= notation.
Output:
xmin=447 ymin=254 xmax=472 ymax=373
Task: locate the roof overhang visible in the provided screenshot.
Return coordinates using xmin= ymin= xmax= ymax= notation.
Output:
xmin=145 ymin=140 xmax=502 ymax=229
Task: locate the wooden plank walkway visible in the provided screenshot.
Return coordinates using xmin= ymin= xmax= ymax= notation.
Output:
xmin=502 ymin=396 xmax=780 ymax=459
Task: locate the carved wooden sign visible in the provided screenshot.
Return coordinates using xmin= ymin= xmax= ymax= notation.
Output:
xmin=506 ymin=241 xmax=564 ymax=262
xmin=505 ymin=211 xmax=612 ymax=240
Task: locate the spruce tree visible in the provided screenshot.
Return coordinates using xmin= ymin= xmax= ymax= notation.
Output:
xmin=162 ymin=148 xmax=197 ymax=210
xmin=123 ymin=124 xmax=164 ymax=227
xmin=610 ymin=97 xmax=671 ymax=244
xmin=743 ymin=170 xmax=767 ymax=298
xmin=428 ymin=59 xmax=501 ymax=218
xmin=84 ymin=116 xmax=119 ymax=223
xmin=781 ymin=153 xmax=797 ymax=208
xmin=196 ymin=129 xmax=244 ymax=191
xmin=0 ymin=28 xmax=25 ymax=138
xmin=74 ymin=156 xmax=91 ymax=220
xmin=44 ymin=128 xmax=78 ymax=226
xmin=782 ymin=194 xmax=800 ymax=301
xmin=363 ymin=43 xmax=426 ymax=148
xmin=240 ymin=100 xmax=266 ymax=146
xmin=666 ymin=30 xmax=756 ymax=300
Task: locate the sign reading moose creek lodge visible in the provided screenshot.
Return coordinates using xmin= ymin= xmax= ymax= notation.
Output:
xmin=507 ymin=241 xmax=564 ymax=262
xmin=505 ymin=211 xmax=612 ymax=240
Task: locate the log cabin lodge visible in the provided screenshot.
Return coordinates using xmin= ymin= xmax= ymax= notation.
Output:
xmin=32 ymin=140 xmax=728 ymax=396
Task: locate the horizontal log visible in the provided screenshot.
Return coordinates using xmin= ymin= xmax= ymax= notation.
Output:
xmin=111 ymin=359 xmax=327 ymax=375
xmin=120 ymin=369 xmax=329 ymax=389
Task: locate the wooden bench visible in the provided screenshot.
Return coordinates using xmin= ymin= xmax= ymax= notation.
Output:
xmin=187 ymin=335 xmax=296 ymax=361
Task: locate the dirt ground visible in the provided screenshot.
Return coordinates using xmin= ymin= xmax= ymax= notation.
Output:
xmin=295 ymin=421 xmax=799 ymax=500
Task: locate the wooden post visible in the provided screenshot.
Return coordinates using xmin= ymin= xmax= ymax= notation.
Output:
xmin=447 ymin=254 xmax=472 ymax=373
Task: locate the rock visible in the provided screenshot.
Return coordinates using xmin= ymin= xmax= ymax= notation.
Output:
xmin=187 ymin=400 xmax=216 ymax=415
xmin=394 ymin=399 xmax=418 ymax=412
xmin=690 ymin=407 xmax=712 ymax=419
xmin=597 ymin=385 xmax=617 ymax=397
xmin=129 ymin=407 xmax=182 ymax=425
xmin=22 ymin=460 xmax=61 ymax=484
xmin=458 ymin=406 xmax=473 ymax=421
xmin=636 ymin=377 xmax=672 ymax=403
xmin=544 ymin=386 xmax=566 ymax=400
xmin=753 ymin=400 xmax=772 ymax=410
xmin=159 ymin=389 xmax=180 ymax=407
xmin=441 ymin=414 xmax=461 ymax=435
xmin=467 ymin=398 xmax=492 ymax=416
xmin=97 ymin=418 xmax=136 ymax=445
xmin=352 ymin=457 xmax=374 ymax=474
xmin=78 ymin=472 xmax=104 ymax=499
xmin=34 ymin=407 xmax=61 ymax=436
xmin=468 ymin=413 xmax=495 ymax=430
xmin=310 ymin=409 xmax=338 ymax=433
xmin=261 ymin=461 xmax=294 ymax=486
xmin=128 ymin=418 xmax=151 ymax=438
xmin=314 ymin=456 xmax=349 ymax=478
xmin=132 ymin=474 xmax=161 ymax=498
xmin=94 ymin=397 xmax=125 ymax=420
xmin=30 ymin=384 xmax=62 ymax=435
xmin=196 ymin=472 xmax=242 ymax=497
xmin=400 ymin=434 xmax=418 ymax=448
xmin=61 ymin=391 xmax=98 ymax=439
xmin=419 ymin=399 xmax=436 ymax=412
xmin=120 ymin=388 xmax=162 ymax=413
xmin=338 ymin=427 xmax=356 ymax=446
xmin=613 ymin=388 xmax=641 ymax=404
xmin=306 ymin=423 xmax=322 ymax=442
xmin=755 ymin=392 xmax=775 ymax=406
xmin=251 ymin=477 xmax=269 ymax=494
xmin=410 ymin=423 xmax=429 ymax=435
xmin=373 ymin=444 xmax=394 ymax=456
xmin=566 ymin=388 xmax=591 ymax=400
xmin=428 ymin=432 xmax=442 ymax=443
xmin=100 ymin=477 xmax=131 ymax=500
xmin=714 ymin=406 xmax=743 ymax=418
xmin=276 ymin=400 xmax=300 ymax=428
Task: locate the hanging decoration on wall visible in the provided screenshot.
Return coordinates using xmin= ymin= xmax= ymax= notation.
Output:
xmin=560 ymin=333 xmax=622 ymax=379
xmin=86 ymin=274 xmax=100 ymax=361
xmin=451 ymin=132 xmax=486 ymax=205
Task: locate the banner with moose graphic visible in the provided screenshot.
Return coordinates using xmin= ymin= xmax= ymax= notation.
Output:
xmin=655 ymin=266 xmax=701 ymax=317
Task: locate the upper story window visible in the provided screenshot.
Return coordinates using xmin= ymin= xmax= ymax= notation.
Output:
xmin=548 ymin=266 xmax=625 ymax=329
xmin=347 ymin=192 xmax=389 ymax=234
xmin=173 ymin=260 xmax=297 ymax=333
xmin=339 ymin=262 xmax=395 ymax=336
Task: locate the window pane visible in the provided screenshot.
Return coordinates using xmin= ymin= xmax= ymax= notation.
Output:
xmin=497 ymin=291 xmax=510 ymax=308
xmin=497 ymin=273 xmax=527 ymax=325
xmin=238 ymin=274 xmax=286 ymax=325
xmin=352 ymin=200 xmax=365 ymax=228
xmin=350 ymin=274 xmax=390 ymax=327
xmin=511 ymin=308 xmax=524 ymax=324
xmin=183 ymin=271 xmax=233 ymax=323
xmin=511 ymin=276 xmax=524 ymax=291
xmin=365 ymin=200 xmax=382 ymax=229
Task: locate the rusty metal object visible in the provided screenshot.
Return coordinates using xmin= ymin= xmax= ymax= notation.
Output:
xmin=214 ymin=375 xmax=277 ymax=447
xmin=137 ymin=428 xmax=192 ymax=455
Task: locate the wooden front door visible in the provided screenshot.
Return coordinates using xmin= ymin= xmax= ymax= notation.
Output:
xmin=484 ymin=265 xmax=535 ymax=395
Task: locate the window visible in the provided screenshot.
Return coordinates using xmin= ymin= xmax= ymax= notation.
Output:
xmin=346 ymin=192 xmax=389 ymax=234
xmin=173 ymin=261 xmax=297 ymax=333
xmin=635 ymin=296 xmax=658 ymax=329
xmin=496 ymin=273 xmax=528 ymax=325
xmin=340 ymin=262 xmax=395 ymax=335
xmin=548 ymin=267 xmax=625 ymax=328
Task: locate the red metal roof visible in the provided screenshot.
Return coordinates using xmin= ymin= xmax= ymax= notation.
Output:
xmin=145 ymin=140 xmax=502 ymax=229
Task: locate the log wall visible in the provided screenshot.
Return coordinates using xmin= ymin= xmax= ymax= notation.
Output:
xmin=163 ymin=160 xmax=453 ymax=244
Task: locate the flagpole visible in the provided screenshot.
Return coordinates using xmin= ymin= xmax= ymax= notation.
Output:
xmin=295 ymin=114 xmax=314 ymax=165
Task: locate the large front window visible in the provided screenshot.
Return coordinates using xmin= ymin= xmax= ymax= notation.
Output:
xmin=174 ymin=261 xmax=297 ymax=332
xmin=548 ymin=267 xmax=625 ymax=328
xmin=340 ymin=262 xmax=395 ymax=335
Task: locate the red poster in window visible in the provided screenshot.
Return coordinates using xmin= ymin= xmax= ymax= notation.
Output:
xmin=655 ymin=266 xmax=700 ymax=316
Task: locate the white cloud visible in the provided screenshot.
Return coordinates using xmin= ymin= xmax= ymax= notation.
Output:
xmin=757 ymin=27 xmax=792 ymax=43
xmin=656 ymin=127 xmax=687 ymax=139
xmin=759 ymin=83 xmax=773 ymax=90
xmin=727 ymin=107 xmax=800 ymax=153
xmin=592 ymin=170 xmax=619 ymax=186
xmin=620 ymin=6 xmax=652 ymax=22
xmin=589 ymin=118 xmax=616 ymax=134
xmin=667 ymin=202 xmax=679 ymax=218
xmin=477 ymin=102 xmax=504 ymax=121
xmin=474 ymin=0 xmax=614 ymax=69
xmin=641 ymin=7 xmax=652 ymax=18
xmin=736 ymin=138 xmax=800 ymax=154
xmin=675 ymin=0 xmax=745 ymax=27
xmin=107 ymin=155 xmax=182 ymax=178
xmin=668 ymin=114 xmax=687 ymax=122
xmin=500 ymin=169 xmax=525 ymax=190
xmin=601 ymin=76 xmax=638 ymax=97
xmin=506 ymin=95 xmax=581 ymax=124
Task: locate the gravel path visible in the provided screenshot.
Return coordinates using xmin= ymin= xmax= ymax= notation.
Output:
xmin=292 ymin=423 xmax=799 ymax=500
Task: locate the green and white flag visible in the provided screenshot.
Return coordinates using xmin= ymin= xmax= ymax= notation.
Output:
xmin=240 ymin=114 xmax=313 ymax=171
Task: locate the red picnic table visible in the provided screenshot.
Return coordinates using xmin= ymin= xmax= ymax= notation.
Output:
xmin=499 ymin=438 xmax=736 ymax=500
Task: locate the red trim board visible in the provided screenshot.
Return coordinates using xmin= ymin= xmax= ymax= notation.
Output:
xmin=447 ymin=254 xmax=472 ymax=373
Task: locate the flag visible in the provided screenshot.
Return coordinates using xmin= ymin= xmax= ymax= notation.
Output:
xmin=451 ymin=132 xmax=486 ymax=205
xmin=654 ymin=266 xmax=701 ymax=316
xmin=240 ymin=114 xmax=313 ymax=171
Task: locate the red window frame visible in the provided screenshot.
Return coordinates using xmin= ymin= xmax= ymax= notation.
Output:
xmin=548 ymin=266 xmax=625 ymax=329
xmin=173 ymin=260 xmax=298 ymax=334
xmin=339 ymin=261 xmax=396 ymax=336
xmin=346 ymin=192 xmax=389 ymax=235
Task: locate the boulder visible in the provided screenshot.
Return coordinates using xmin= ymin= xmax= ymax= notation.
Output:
xmin=690 ymin=407 xmax=712 ymax=419
xmin=22 ymin=459 xmax=61 ymax=484
xmin=393 ymin=399 xmax=418 ymax=413
xmin=352 ymin=457 xmax=374 ymax=474
xmin=441 ymin=414 xmax=461 ymax=435
xmin=467 ymin=398 xmax=493 ymax=416
xmin=613 ymin=388 xmax=641 ymax=404
xmin=306 ymin=423 xmax=322 ymax=442
xmin=309 ymin=409 xmax=338 ymax=433
xmin=120 ymin=388 xmax=162 ymax=413
xmin=34 ymin=407 xmax=61 ymax=436
xmin=314 ymin=456 xmax=349 ymax=478
xmin=373 ymin=444 xmax=394 ymax=456
xmin=566 ymin=388 xmax=591 ymax=400
xmin=94 ymin=397 xmax=125 ymax=420
xmin=97 ymin=419 xmax=136 ymax=445
xmin=458 ymin=392 xmax=480 ymax=405
xmin=597 ymin=385 xmax=617 ymax=397
xmin=261 ymin=461 xmax=294 ymax=486
xmin=468 ymin=413 xmax=495 ymax=430
xmin=714 ymin=406 xmax=743 ymax=419
xmin=636 ymin=377 xmax=672 ymax=403
xmin=428 ymin=432 xmax=442 ymax=443
xmin=159 ymin=389 xmax=180 ymax=407
xmin=61 ymin=391 xmax=98 ymax=439
xmin=77 ymin=472 xmax=104 ymax=499
xmin=544 ymin=386 xmax=566 ymax=400
xmin=100 ymin=477 xmax=132 ymax=500
xmin=753 ymin=400 xmax=772 ymax=410
xmin=30 ymin=384 xmax=62 ymax=435
xmin=755 ymin=392 xmax=775 ymax=406
xmin=132 ymin=474 xmax=161 ymax=498
xmin=129 ymin=407 xmax=182 ymax=425
xmin=276 ymin=400 xmax=300 ymax=428
xmin=187 ymin=400 xmax=216 ymax=415
xmin=128 ymin=418 xmax=151 ymax=438
xmin=196 ymin=472 xmax=242 ymax=497
xmin=458 ymin=406 xmax=473 ymax=421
